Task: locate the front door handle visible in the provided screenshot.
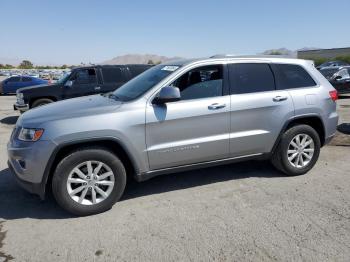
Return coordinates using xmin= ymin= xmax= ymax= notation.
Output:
xmin=95 ymin=86 xmax=101 ymax=90
xmin=273 ymin=96 xmax=288 ymax=102
xmin=208 ymin=103 xmax=226 ymax=110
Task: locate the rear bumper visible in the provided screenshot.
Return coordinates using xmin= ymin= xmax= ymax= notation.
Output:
xmin=14 ymin=102 xmax=29 ymax=112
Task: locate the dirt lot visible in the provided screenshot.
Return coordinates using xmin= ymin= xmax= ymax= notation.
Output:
xmin=0 ymin=95 xmax=349 ymax=261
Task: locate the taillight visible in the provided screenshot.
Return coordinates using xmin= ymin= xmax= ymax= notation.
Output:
xmin=329 ymin=90 xmax=338 ymax=102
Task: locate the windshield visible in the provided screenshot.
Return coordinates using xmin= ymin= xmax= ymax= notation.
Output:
xmin=57 ymin=72 xmax=71 ymax=84
xmin=320 ymin=68 xmax=338 ymax=78
xmin=113 ymin=64 xmax=180 ymax=101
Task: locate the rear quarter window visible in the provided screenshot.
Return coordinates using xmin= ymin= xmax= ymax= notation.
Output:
xmin=272 ymin=64 xmax=316 ymax=89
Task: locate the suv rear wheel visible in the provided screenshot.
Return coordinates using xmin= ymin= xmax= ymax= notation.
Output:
xmin=52 ymin=147 xmax=126 ymax=216
xmin=271 ymin=124 xmax=321 ymax=176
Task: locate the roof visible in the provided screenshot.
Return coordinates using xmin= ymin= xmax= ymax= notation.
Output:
xmin=161 ymin=55 xmax=309 ymax=67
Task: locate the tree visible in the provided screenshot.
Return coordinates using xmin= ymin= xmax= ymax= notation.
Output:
xmin=268 ymin=51 xmax=283 ymax=55
xmin=18 ymin=60 xmax=33 ymax=69
xmin=61 ymin=64 xmax=68 ymax=69
xmin=4 ymin=64 xmax=14 ymax=69
xmin=147 ymin=59 xmax=154 ymax=65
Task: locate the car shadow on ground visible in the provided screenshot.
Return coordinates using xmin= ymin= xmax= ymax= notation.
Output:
xmin=0 ymin=160 xmax=282 ymax=220
xmin=0 ymin=116 xmax=18 ymax=125
xmin=337 ymin=123 xmax=350 ymax=135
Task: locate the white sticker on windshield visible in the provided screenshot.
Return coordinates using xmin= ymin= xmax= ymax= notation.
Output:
xmin=161 ymin=66 xmax=179 ymax=71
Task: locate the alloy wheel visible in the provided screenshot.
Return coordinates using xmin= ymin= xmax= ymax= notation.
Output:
xmin=66 ymin=161 xmax=115 ymax=205
xmin=287 ymin=134 xmax=315 ymax=168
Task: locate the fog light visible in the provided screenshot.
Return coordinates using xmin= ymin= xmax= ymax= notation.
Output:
xmin=18 ymin=160 xmax=26 ymax=169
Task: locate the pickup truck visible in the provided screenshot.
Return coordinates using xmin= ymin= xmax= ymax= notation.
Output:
xmin=14 ymin=64 xmax=152 ymax=112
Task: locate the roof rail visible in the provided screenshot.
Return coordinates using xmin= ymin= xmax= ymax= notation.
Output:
xmin=209 ymin=54 xmax=295 ymax=59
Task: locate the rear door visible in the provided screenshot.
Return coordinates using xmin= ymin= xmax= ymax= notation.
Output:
xmin=62 ymin=68 xmax=98 ymax=99
xmin=3 ymin=76 xmax=21 ymax=93
xmin=228 ymin=63 xmax=294 ymax=157
xmin=100 ymin=66 xmax=127 ymax=93
xmin=146 ymin=64 xmax=231 ymax=170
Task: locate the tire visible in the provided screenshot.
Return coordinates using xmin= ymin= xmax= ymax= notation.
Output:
xmin=31 ymin=98 xmax=54 ymax=108
xmin=52 ymin=147 xmax=127 ymax=216
xmin=271 ymin=124 xmax=321 ymax=176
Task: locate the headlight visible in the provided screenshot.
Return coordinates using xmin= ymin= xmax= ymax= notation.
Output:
xmin=18 ymin=128 xmax=44 ymax=142
xmin=16 ymin=92 xmax=23 ymax=99
xmin=16 ymin=92 xmax=24 ymax=103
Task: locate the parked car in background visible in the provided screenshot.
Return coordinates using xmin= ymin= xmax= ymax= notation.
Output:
xmin=319 ymin=66 xmax=341 ymax=80
xmin=316 ymin=60 xmax=349 ymax=70
xmin=0 ymin=76 xmax=48 ymax=95
xmin=14 ymin=64 xmax=152 ymax=112
xmin=329 ymin=67 xmax=350 ymax=94
xmin=8 ymin=56 xmax=338 ymax=215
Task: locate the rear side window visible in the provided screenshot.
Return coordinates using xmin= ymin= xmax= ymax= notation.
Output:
xmin=272 ymin=64 xmax=316 ymax=89
xmin=229 ymin=63 xmax=275 ymax=94
xmin=22 ymin=77 xmax=32 ymax=82
xmin=102 ymin=67 xmax=125 ymax=83
xmin=129 ymin=66 xmax=152 ymax=77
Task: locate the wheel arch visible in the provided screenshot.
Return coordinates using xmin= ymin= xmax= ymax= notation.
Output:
xmin=271 ymin=115 xmax=326 ymax=155
xmin=29 ymin=96 xmax=58 ymax=107
xmin=40 ymin=138 xmax=139 ymax=199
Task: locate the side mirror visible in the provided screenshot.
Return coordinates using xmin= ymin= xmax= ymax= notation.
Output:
xmin=334 ymin=75 xmax=342 ymax=81
xmin=153 ymin=86 xmax=181 ymax=104
xmin=65 ymin=80 xmax=73 ymax=87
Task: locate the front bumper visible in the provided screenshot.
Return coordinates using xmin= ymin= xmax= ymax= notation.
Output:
xmin=7 ymin=138 xmax=57 ymax=198
xmin=14 ymin=102 xmax=29 ymax=112
xmin=8 ymin=160 xmax=44 ymax=197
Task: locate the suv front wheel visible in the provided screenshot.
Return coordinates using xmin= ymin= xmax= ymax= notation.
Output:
xmin=271 ymin=124 xmax=321 ymax=176
xmin=52 ymin=147 xmax=127 ymax=216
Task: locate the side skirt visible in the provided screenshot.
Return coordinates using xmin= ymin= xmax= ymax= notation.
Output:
xmin=135 ymin=153 xmax=268 ymax=182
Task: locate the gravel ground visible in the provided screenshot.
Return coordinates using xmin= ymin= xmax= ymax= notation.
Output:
xmin=0 ymin=95 xmax=349 ymax=262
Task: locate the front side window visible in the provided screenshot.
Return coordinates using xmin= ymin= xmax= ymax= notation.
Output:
xmin=8 ymin=77 xmax=21 ymax=82
xmin=273 ymin=64 xmax=316 ymax=89
xmin=73 ymin=69 xmax=97 ymax=85
xmin=229 ymin=63 xmax=275 ymax=94
xmin=171 ymin=65 xmax=223 ymax=100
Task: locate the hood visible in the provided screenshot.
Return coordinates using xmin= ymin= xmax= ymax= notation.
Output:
xmin=18 ymin=83 xmax=55 ymax=93
xmin=18 ymin=94 xmax=122 ymax=126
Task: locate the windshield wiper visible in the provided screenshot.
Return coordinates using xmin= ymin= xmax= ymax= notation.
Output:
xmin=104 ymin=93 xmax=120 ymax=100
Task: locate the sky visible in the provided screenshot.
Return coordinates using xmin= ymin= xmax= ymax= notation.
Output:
xmin=0 ymin=0 xmax=349 ymax=65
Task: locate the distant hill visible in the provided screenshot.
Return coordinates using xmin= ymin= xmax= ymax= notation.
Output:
xmin=101 ymin=54 xmax=183 ymax=65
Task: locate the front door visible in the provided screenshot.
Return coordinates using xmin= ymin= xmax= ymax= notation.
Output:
xmin=146 ymin=64 xmax=231 ymax=170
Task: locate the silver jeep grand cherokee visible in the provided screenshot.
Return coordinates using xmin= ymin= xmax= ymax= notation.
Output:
xmin=8 ymin=56 xmax=339 ymax=215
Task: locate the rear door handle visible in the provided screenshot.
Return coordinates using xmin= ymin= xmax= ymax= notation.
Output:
xmin=208 ymin=103 xmax=226 ymax=110
xmin=95 ymin=86 xmax=101 ymax=90
xmin=273 ymin=96 xmax=288 ymax=102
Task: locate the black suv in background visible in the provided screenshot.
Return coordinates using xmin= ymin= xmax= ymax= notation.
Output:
xmin=14 ymin=64 xmax=152 ymax=112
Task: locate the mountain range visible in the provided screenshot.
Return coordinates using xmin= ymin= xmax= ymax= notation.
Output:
xmin=1 ymin=48 xmax=322 ymax=66
xmin=101 ymin=54 xmax=182 ymax=65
